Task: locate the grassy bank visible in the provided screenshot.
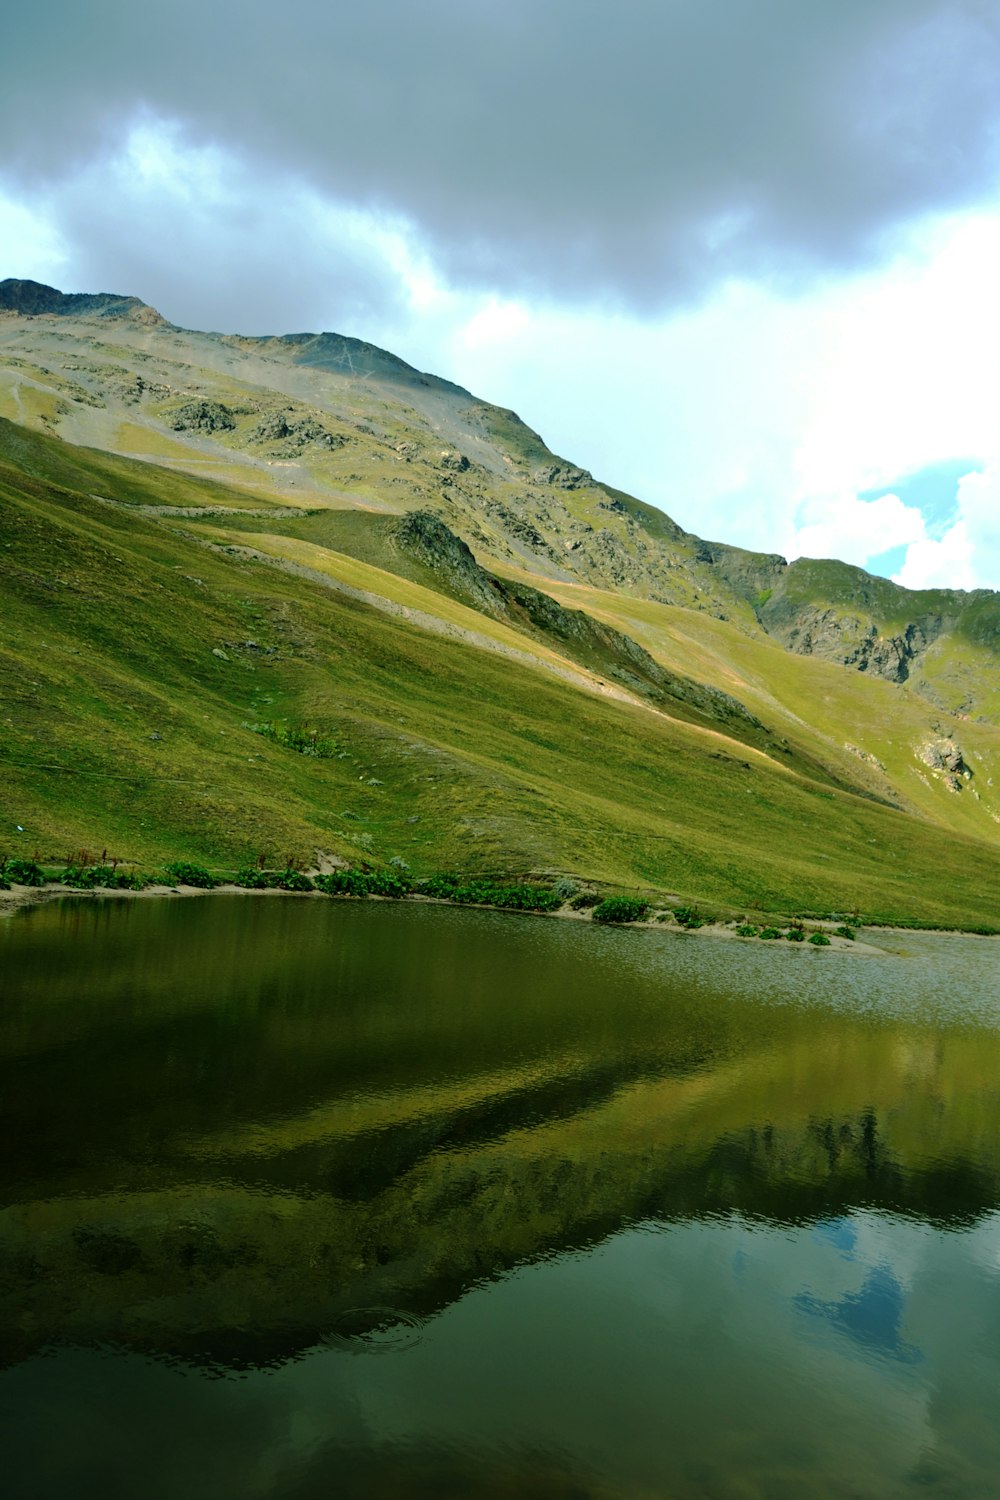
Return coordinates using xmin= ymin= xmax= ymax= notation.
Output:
xmin=2 ymin=858 xmax=995 ymax=942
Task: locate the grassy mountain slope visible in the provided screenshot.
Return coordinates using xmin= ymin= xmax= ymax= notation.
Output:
xmin=2 ymin=417 xmax=1000 ymax=927
xmin=489 ymin=565 xmax=1000 ymax=849
xmin=5 ymin=281 xmax=997 ymax=727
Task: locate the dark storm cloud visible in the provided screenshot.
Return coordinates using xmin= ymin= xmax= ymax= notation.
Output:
xmin=44 ymin=149 xmax=408 ymax=334
xmin=5 ymin=0 xmax=1000 ymax=310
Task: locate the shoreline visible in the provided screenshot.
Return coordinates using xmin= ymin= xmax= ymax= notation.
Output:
xmin=2 ymin=880 xmax=989 ymax=952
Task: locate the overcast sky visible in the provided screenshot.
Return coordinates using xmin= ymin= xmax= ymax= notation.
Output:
xmin=4 ymin=0 xmax=1000 ymax=588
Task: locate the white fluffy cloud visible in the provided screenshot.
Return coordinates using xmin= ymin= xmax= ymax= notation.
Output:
xmin=428 ymin=211 xmax=1000 ymax=590
xmin=786 ymin=492 xmax=927 ymax=569
xmin=783 ymin=460 xmax=1000 ymax=591
xmin=893 ymin=464 xmax=1000 ymax=589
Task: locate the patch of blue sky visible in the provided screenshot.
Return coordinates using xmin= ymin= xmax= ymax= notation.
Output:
xmin=860 ymin=458 xmax=981 ymax=539
xmin=865 ymin=544 xmax=909 ymax=580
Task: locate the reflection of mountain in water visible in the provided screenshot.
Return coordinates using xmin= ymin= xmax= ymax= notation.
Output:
xmin=2 ymin=900 xmax=1000 ymax=1371
xmin=4 ymin=1053 xmax=999 ymax=1372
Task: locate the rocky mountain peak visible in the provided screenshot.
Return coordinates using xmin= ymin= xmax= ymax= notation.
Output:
xmin=0 ymin=278 xmax=166 ymax=325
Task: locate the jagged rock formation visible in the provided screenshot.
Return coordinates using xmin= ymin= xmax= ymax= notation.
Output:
xmin=533 ymin=462 xmax=592 ymax=489
xmin=767 ymin=608 xmax=935 ymax=683
xmin=390 ymin=510 xmax=503 ymax=618
xmin=246 ymin=411 xmax=345 ymax=452
xmin=917 ymin=737 xmax=972 ymax=792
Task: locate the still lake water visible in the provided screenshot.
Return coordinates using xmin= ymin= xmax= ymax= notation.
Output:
xmin=1 ymin=896 xmax=999 ymax=1499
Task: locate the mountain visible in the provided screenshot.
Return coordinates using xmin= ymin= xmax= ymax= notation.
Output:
xmin=0 ymin=277 xmax=166 ymax=324
xmin=1 ymin=280 xmax=999 ymax=926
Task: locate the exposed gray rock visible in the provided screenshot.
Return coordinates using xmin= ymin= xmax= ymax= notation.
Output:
xmin=918 ymin=737 xmax=971 ymax=779
xmin=391 ymin=510 xmax=503 ymax=617
xmin=775 ymin=609 xmax=939 ymax=684
xmin=484 ymin=499 xmax=554 ymax=556
xmin=533 ymin=462 xmax=592 ymax=489
xmin=170 ymin=399 xmax=235 ymax=433
xmin=107 ymin=373 xmax=171 ymax=405
xmin=248 ymin=412 xmax=294 ymax=443
xmin=247 ymin=411 xmax=346 ymax=451
xmin=583 ymin=528 xmax=644 ymax=587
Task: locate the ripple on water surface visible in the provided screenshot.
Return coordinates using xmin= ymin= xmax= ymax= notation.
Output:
xmin=320 ymin=1307 xmax=424 ymax=1354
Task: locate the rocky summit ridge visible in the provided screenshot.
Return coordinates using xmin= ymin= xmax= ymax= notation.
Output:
xmin=0 ymin=277 xmax=167 ymax=325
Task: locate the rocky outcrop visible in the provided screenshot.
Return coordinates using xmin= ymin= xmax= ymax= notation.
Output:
xmin=703 ymin=544 xmax=787 ymax=602
xmin=106 ymin=373 xmax=172 ymax=405
xmin=752 ymin=560 xmax=1000 ymax=718
xmin=170 ymin=399 xmax=236 ymax=433
xmin=533 ymin=462 xmax=592 ymax=489
xmin=582 ymin=527 xmax=645 ymax=588
xmin=917 ymin=737 xmax=972 ymax=792
xmin=770 ymin=609 xmax=942 ymax=684
xmin=483 ymin=498 xmax=557 ymax=559
xmin=390 ymin=511 xmax=503 ymax=617
xmin=247 ymin=411 xmax=345 ymax=451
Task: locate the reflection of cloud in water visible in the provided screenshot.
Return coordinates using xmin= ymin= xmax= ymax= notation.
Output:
xmin=813 ymin=1216 xmax=858 ymax=1259
xmin=797 ymin=1263 xmax=922 ymax=1365
xmin=967 ymin=1209 xmax=1000 ymax=1275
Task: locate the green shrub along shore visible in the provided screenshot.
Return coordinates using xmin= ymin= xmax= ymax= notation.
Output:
xmin=4 ymin=855 xmax=988 ymax=939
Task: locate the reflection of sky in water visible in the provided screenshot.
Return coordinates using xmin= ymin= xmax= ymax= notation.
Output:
xmin=4 ymin=1210 xmax=1000 ymax=1497
xmin=814 ymin=1215 xmax=859 ymax=1258
xmin=804 ymin=1216 xmax=924 ymax=1363
xmin=797 ymin=1262 xmax=923 ymax=1365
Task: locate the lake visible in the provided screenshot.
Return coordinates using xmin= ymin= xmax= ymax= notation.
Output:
xmin=1 ymin=895 xmax=999 ymax=1498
